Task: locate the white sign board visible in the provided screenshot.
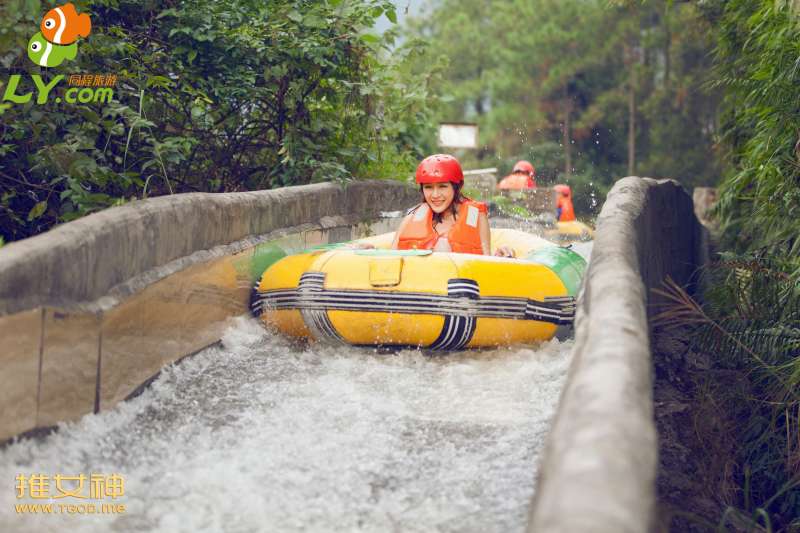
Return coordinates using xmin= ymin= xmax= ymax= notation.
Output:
xmin=438 ymin=123 xmax=478 ymax=149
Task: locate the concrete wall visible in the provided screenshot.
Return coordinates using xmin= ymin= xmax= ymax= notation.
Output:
xmin=0 ymin=180 xmax=417 ymax=443
xmin=693 ymin=187 xmax=718 ymax=229
xmin=528 ymin=177 xmax=707 ymax=533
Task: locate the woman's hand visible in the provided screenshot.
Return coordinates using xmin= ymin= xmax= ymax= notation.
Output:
xmin=494 ymin=246 xmax=516 ymax=258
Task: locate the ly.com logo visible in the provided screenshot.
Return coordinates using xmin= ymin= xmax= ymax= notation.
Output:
xmin=2 ymin=2 xmax=115 ymax=107
xmin=28 ymin=2 xmax=92 ymax=67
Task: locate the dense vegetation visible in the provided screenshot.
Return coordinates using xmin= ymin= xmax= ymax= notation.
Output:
xmin=705 ymin=0 xmax=800 ymax=265
xmin=692 ymin=0 xmax=800 ymax=528
xmin=0 ymin=0 xmax=437 ymax=241
xmin=1 ymin=0 xmax=724 ymax=242
xmin=401 ymin=0 xmax=723 ymax=215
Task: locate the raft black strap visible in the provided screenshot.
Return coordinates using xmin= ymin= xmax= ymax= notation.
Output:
xmin=250 ymin=282 xmax=266 ymax=317
xmin=298 ymin=272 xmax=345 ymax=344
xmin=525 ymin=296 xmax=576 ymax=326
xmin=255 ymin=272 xmax=576 ymax=327
xmin=428 ymin=279 xmax=479 ymax=350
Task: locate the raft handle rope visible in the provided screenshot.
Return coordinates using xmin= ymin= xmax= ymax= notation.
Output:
xmin=252 ymin=273 xmax=576 ymax=326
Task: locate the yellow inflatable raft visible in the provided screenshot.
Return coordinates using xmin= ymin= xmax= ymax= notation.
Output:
xmin=544 ymin=220 xmax=595 ymax=243
xmin=251 ymin=229 xmax=587 ymax=350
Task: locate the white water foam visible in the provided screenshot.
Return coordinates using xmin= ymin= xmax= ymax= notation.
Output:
xmin=1 ymin=317 xmax=574 ymax=533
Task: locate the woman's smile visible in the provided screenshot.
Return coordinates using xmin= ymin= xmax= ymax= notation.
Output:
xmin=422 ymin=182 xmax=455 ymax=213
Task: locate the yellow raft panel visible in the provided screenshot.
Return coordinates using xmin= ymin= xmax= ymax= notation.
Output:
xmin=544 ymin=220 xmax=594 ymax=243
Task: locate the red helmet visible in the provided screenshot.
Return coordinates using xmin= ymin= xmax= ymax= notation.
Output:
xmin=415 ymin=154 xmax=464 ymax=185
xmin=554 ymin=184 xmax=572 ymax=198
xmin=512 ymin=160 xmax=535 ymax=175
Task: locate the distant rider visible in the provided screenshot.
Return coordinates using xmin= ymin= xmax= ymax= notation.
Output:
xmin=497 ymin=160 xmax=537 ymax=190
xmin=554 ymin=184 xmax=576 ymax=222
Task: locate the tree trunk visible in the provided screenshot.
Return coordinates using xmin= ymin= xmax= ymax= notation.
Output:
xmin=663 ymin=4 xmax=671 ymax=88
xmin=625 ymin=44 xmax=636 ymax=176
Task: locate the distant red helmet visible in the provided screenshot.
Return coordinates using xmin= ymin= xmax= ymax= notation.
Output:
xmin=512 ymin=160 xmax=535 ymax=175
xmin=554 ymin=184 xmax=572 ymax=198
xmin=415 ymin=154 xmax=464 ymax=185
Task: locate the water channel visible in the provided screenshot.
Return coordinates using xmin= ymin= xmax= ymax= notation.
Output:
xmin=0 ymin=242 xmax=592 ymax=533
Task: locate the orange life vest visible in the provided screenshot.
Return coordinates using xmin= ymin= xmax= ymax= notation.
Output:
xmin=497 ymin=173 xmax=536 ymax=190
xmin=397 ymin=199 xmax=487 ymax=255
xmin=557 ymin=196 xmax=576 ymax=221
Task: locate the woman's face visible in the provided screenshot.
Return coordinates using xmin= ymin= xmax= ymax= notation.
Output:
xmin=422 ymin=182 xmax=455 ymax=214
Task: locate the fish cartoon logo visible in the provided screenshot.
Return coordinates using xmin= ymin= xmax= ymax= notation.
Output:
xmin=27 ymin=2 xmax=91 ymax=68
xmin=40 ymin=3 xmax=91 ymax=45
xmin=28 ymin=32 xmax=78 ymax=68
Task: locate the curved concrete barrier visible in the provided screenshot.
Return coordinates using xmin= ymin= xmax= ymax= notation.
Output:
xmin=0 ymin=180 xmax=417 ymax=443
xmin=0 ymin=181 xmax=415 ymax=315
xmin=528 ymin=177 xmax=707 ymax=533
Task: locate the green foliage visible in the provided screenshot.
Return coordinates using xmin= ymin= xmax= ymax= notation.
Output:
xmin=652 ymin=2 xmax=800 ymax=528
xmin=400 ymin=0 xmax=722 ymax=218
xmin=0 ymin=0 xmax=438 ymax=242
xmin=655 ymin=258 xmax=800 ymax=529
xmin=701 ymin=1 xmax=800 ymax=267
xmin=565 ymin=172 xmax=607 ymax=218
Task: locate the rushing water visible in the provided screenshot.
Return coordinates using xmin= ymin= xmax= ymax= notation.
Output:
xmin=1 ymin=240 xmax=592 ymax=533
xmin=0 ymin=320 xmax=573 ymax=533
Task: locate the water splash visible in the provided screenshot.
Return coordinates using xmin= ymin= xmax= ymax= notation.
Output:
xmin=1 ymin=318 xmax=575 ymax=533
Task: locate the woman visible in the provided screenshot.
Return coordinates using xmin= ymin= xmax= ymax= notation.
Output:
xmin=391 ymin=154 xmax=513 ymax=257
